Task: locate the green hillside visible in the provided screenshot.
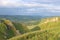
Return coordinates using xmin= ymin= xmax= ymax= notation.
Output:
xmin=39 ymin=17 xmax=60 ymax=30
xmin=0 ymin=22 xmax=7 ymax=40
xmin=9 ymin=29 xmax=60 ymax=40
xmin=1 ymin=17 xmax=60 ymax=40
xmin=13 ymin=22 xmax=30 ymax=34
xmin=0 ymin=19 xmax=30 ymax=40
xmin=9 ymin=17 xmax=60 ymax=40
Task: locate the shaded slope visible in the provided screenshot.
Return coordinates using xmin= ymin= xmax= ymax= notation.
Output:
xmin=0 ymin=19 xmax=19 ymax=39
xmin=13 ymin=22 xmax=30 ymax=34
xmin=31 ymin=26 xmax=41 ymax=31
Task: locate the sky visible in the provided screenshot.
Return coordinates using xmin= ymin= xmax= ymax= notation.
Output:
xmin=0 ymin=0 xmax=60 ymax=16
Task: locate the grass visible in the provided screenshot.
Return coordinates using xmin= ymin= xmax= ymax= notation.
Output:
xmin=8 ymin=29 xmax=57 ymax=40
xmin=9 ymin=17 xmax=60 ymax=40
xmin=1 ymin=17 xmax=60 ymax=40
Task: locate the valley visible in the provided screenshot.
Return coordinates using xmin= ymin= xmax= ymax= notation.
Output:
xmin=0 ymin=15 xmax=60 ymax=40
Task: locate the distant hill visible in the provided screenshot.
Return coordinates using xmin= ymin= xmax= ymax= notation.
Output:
xmin=0 ymin=15 xmax=43 ymax=26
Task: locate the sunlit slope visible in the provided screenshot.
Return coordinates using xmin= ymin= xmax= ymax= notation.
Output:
xmin=9 ymin=17 xmax=60 ymax=40
xmin=9 ymin=29 xmax=60 ymax=40
xmin=39 ymin=17 xmax=60 ymax=29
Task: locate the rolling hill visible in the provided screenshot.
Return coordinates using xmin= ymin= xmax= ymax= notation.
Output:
xmin=9 ymin=17 xmax=60 ymax=40
xmin=1 ymin=16 xmax=60 ymax=40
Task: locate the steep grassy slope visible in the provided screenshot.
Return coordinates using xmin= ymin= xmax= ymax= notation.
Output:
xmin=0 ymin=19 xmax=18 ymax=39
xmin=0 ymin=22 xmax=7 ymax=40
xmin=39 ymin=17 xmax=60 ymax=30
xmin=0 ymin=19 xmax=30 ymax=40
xmin=1 ymin=17 xmax=60 ymax=40
xmin=13 ymin=22 xmax=30 ymax=34
xmin=9 ymin=17 xmax=60 ymax=40
xmin=9 ymin=29 xmax=60 ymax=40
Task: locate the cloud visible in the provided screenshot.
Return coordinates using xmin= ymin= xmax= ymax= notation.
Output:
xmin=0 ymin=0 xmax=24 ymax=7
xmin=0 ymin=0 xmax=60 ymax=13
xmin=24 ymin=3 xmax=60 ymax=13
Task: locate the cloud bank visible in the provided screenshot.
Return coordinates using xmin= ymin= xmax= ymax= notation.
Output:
xmin=0 ymin=0 xmax=60 ymax=15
